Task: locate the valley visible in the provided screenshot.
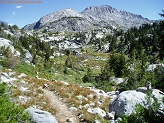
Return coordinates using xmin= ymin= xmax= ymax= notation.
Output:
xmin=0 ymin=5 xmax=164 ymax=123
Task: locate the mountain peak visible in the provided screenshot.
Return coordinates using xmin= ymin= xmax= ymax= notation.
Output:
xmin=83 ymin=5 xmax=118 ymax=13
xmin=23 ymin=5 xmax=152 ymax=32
xmin=36 ymin=8 xmax=83 ymax=28
xmin=64 ymin=8 xmax=75 ymax=11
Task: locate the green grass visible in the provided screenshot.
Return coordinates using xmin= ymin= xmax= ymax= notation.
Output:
xmin=53 ymin=70 xmax=84 ymax=84
xmin=13 ymin=52 xmax=108 ymax=89
xmin=80 ymin=82 xmax=95 ymax=87
xmin=14 ymin=61 xmax=36 ymax=77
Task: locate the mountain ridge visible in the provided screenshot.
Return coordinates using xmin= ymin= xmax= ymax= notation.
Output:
xmin=0 ymin=20 xmax=8 ymax=26
xmin=23 ymin=5 xmax=152 ymax=32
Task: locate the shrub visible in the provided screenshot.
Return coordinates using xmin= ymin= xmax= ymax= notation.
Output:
xmin=0 ymin=46 xmax=19 ymax=68
xmin=82 ymin=68 xmax=95 ymax=83
xmin=0 ymin=58 xmax=10 ymax=68
xmin=154 ymin=65 xmax=164 ymax=92
xmin=0 ymin=83 xmax=30 ymax=122
xmin=65 ymin=56 xmax=74 ymax=68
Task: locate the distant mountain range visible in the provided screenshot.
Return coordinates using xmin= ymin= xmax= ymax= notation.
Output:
xmin=23 ymin=5 xmax=152 ymax=32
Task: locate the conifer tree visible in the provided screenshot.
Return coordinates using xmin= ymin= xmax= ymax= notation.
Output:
xmin=101 ymin=53 xmax=127 ymax=79
xmin=159 ymin=10 xmax=164 ymax=60
xmin=83 ymin=68 xmax=94 ymax=83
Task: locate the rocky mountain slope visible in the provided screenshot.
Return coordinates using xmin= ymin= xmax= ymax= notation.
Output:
xmin=0 ymin=20 xmax=8 ymax=25
xmin=82 ymin=5 xmax=151 ymax=29
xmin=23 ymin=5 xmax=152 ymax=32
xmin=23 ymin=8 xmax=94 ymax=32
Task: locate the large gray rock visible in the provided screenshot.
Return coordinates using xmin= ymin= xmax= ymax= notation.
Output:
xmin=24 ymin=50 xmax=32 ymax=62
xmin=146 ymin=64 xmax=164 ymax=72
xmin=107 ymin=91 xmax=119 ymax=101
xmin=0 ymin=37 xmax=20 ymax=56
xmin=25 ymin=108 xmax=58 ymax=123
xmin=109 ymin=89 xmax=164 ymax=117
xmin=0 ymin=72 xmax=17 ymax=84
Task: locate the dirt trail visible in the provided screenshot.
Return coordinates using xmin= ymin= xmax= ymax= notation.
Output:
xmin=43 ymin=89 xmax=79 ymax=123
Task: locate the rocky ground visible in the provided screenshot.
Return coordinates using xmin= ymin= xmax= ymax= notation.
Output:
xmin=43 ymin=89 xmax=79 ymax=123
xmin=0 ymin=69 xmax=110 ymax=122
xmin=1 ymin=69 xmax=164 ymax=123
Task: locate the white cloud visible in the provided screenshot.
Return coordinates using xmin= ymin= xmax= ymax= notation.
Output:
xmin=152 ymin=12 xmax=156 ymax=15
xmin=12 ymin=11 xmax=15 ymax=15
xmin=16 ymin=6 xmax=22 ymax=9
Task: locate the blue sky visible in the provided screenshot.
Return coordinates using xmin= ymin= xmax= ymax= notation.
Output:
xmin=0 ymin=0 xmax=163 ymax=28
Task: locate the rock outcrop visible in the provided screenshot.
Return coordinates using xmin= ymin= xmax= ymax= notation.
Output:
xmin=25 ymin=108 xmax=58 ymax=123
xmin=0 ymin=72 xmax=17 ymax=84
xmin=23 ymin=49 xmax=32 ymax=62
xmin=109 ymin=88 xmax=164 ymax=117
xmin=0 ymin=37 xmax=20 ymax=56
xmin=87 ymin=107 xmax=106 ymax=117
